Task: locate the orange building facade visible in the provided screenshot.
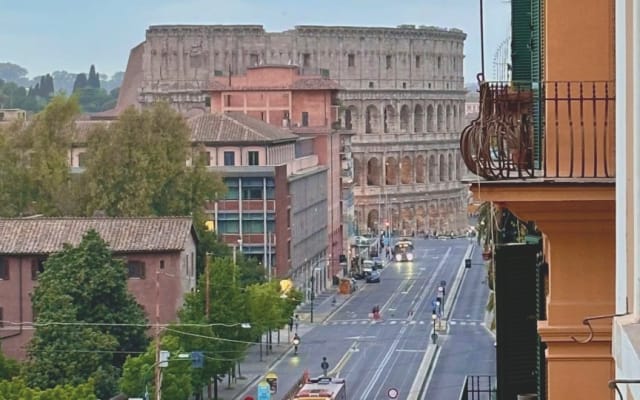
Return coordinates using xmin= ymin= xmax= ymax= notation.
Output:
xmin=461 ymin=0 xmax=616 ymax=399
xmin=206 ymin=65 xmax=347 ymax=280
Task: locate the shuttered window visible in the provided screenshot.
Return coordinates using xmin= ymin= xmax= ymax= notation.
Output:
xmin=127 ymin=261 xmax=146 ymax=279
xmin=0 ymin=257 xmax=8 ymax=280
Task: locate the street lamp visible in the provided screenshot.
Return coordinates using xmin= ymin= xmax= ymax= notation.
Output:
xmin=310 ymin=275 xmax=315 ymax=323
xmin=431 ymin=312 xmax=438 ymax=344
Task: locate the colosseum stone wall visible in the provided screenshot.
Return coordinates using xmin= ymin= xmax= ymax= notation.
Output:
xmin=124 ymin=24 xmax=470 ymax=235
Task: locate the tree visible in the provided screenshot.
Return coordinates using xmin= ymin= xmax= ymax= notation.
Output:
xmin=0 ymin=63 xmax=29 ymax=85
xmin=83 ymin=102 xmax=225 ymax=217
xmin=87 ymin=65 xmax=100 ymax=89
xmin=178 ymin=256 xmax=249 ymax=398
xmin=0 ymin=378 xmax=98 ymax=400
xmin=119 ymin=335 xmax=192 ymax=399
xmin=72 ymin=73 xmax=87 ymax=93
xmin=26 ymin=230 xmax=149 ymax=398
xmin=0 ymin=349 xmax=20 ymax=380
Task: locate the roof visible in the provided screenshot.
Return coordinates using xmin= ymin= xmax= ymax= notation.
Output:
xmin=188 ymin=112 xmax=298 ymax=144
xmin=290 ymin=78 xmax=342 ymax=90
xmin=0 ymin=217 xmax=195 ymax=255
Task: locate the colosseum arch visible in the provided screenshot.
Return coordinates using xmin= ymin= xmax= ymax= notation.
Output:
xmin=365 ymin=105 xmax=380 ymax=134
xmin=446 ymin=105 xmax=452 ymax=132
xmin=414 ymin=104 xmax=424 ymax=133
xmin=401 ymin=207 xmax=414 ymax=232
xmin=428 ymin=154 xmax=437 ymax=183
xmin=439 ymin=154 xmax=446 ymax=182
xmin=345 ymin=105 xmax=358 ymax=131
xmin=415 ymin=155 xmax=426 ymax=183
xmin=385 ymin=157 xmax=399 ymax=185
xmin=400 ymin=104 xmax=410 ymax=132
xmin=383 ymin=104 xmax=397 ymax=133
xmin=353 ymin=157 xmax=361 ymax=186
xmin=437 ymin=104 xmax=444 ymax=132
xmin=428 ymin=203 xmax=438 ymax=233
xmin=367 ymin=157 xmax=382 ymax=186
xmin=416 ymin=205 xmax=426 ymax=233
xmin=367 ymin=209 xmax=380 ymax=231
xmin=448 ymin=153 xmax=454 ymax=181
xmin=400 ymin=155 xmax=413 ymax=184
xmin=426 ymin=105 xmax=435 ymax=132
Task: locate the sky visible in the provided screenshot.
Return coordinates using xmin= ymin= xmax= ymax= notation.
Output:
xmin=0 ymin=0 xmax=511 ymax=83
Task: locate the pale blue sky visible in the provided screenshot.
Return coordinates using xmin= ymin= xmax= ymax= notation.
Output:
xmin=1 ymin=0 xmax=510 ymax=82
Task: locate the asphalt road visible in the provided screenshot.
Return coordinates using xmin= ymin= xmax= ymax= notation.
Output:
xmin=422 ymin=241 xmax=496 ymax=399
xmin=239 ymin=238 xmax=482 ymax=400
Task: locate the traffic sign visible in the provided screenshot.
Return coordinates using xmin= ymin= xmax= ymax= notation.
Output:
xmin=388 ymin=388 xmax=399 ymax=399
xmin=257 ymin=382 xmax=271 ymax=400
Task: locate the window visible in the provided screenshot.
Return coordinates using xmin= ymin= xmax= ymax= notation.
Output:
xmin=31 ymin=258 xmax=46 ymax=280
xmin=386 ymin=55 xmax=392 ymax=69
xmin=223 ymin=151 xmax=235 ymax=166
xmin=160 ymin=260 xmax=165 ymax=270
xmin=303 ymin=53 xmax=311 ymax=67
xmin=248 ymin=151 xmax=259 ymax=166
xmin=242 ymin=187 xmax=263 ymax=199
xmin=437 ymin=56 xmax=442 ymax=70
xmin=0 ymin=257 xmax=8 ymax=280
xmin=402 ymin=82 xmax=407 ymax=89
xmin=249 ymin=53 xmax=259 ymax=66
xmin=415 ymin=55 xmax=421 ymax=68
xmin=77 ymin=152 xmax=87 ymax=168
xmin=348 ymin=53 xmax=355 ymax=67
xmin=368 ymin=81 xmax=374 ymax=89
xmin=223 ymin=178 xmax=239 ymax=199
xmin=127 ymin=261 xmax=146 ymax=279
xmin=301 ymin=112 xmax=309 ymax=127
xmin=205 ymin=96 xmax=211 ymax=107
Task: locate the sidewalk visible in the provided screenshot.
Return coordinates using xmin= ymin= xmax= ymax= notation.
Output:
xmin=211 ymin=286 xmax=350 ymax=400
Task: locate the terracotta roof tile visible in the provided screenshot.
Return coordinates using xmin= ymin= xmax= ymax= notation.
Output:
xmin=0 ymin=217 xmax=194 ymax=255
xmin=188 ymin=112 xmax=297 ymax=143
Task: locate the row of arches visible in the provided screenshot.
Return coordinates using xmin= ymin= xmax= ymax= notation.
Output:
xmin=344 ymin=102 xmax=462 ymax=134
xmin=352 ymin=153 xmax=462 ymax=186
xmin=356 ymin=198 xmax=467 ymax=233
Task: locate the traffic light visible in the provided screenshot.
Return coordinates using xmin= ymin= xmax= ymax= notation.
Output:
xmin=191 ymin=351 xmax=204 ymax=368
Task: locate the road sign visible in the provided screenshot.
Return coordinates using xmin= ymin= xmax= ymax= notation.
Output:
xmin=257 ymin=382 xmax=271 ymax=400
xmin=388 ymin=388 xmax=399 ymax=399
xmin=440 ymin=280 xmax=447 ymax=287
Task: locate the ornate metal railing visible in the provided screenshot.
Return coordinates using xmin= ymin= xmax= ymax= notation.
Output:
xmin=460 ymin=80 xmax=615 ymax=180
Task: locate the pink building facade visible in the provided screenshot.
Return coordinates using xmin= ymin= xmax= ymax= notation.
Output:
xmin=206 ymin=65 xmax=347 ymax=280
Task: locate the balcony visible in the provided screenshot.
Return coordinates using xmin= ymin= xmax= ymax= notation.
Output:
xmin=460 ymin=81 xmax=615 ymax=180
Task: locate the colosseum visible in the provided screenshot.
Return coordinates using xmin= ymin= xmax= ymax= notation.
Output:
xmin=114 ymin=24 xmax=470 ymax=236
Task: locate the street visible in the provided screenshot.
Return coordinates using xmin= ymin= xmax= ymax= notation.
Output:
xmin=238 ymin=238 xmax=495 ymax=400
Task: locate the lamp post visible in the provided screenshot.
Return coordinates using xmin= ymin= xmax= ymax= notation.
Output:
xmin=431 ymin=312 xmax=438 ymax=344
xmin=232 ymin=239 xmax=242 ymax=283
xmin=310 ymin=274 xmax=315 ymax=323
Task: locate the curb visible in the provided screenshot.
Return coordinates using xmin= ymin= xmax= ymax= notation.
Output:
xmin=407 ymin=344 xmax=439 ymax=400
xmin=444 ymin=243 xmax=474 ymax=320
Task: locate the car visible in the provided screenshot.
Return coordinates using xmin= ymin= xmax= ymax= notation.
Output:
xmin=366 ymin=271 xmax=381 ymax=283
xmin=372 ymin=256 xmax=383 ymax=269
xmin=362 ymin=260 xmax=375 ymax=275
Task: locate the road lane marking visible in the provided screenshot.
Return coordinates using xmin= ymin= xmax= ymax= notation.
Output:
xmin=359 ymin=325 xmax=407 ymax=400
xmin=396 ymin=349 xmax=427 ymax=353
xmin=329 ymin=341 xmax=358 ymax=377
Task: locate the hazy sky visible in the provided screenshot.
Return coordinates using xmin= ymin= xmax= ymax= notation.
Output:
xmin=1 ymin=0 xmax=510 ymax=82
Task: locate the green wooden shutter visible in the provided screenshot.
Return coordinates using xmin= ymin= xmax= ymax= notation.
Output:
xmin=511 ymin=0 xmax=532 ymax=82
xmin=531 ymin=0 xmax=544 ymax=169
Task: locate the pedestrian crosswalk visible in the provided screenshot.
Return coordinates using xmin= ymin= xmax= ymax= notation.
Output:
xmin=323 ymin=319 xmax=486 ymax=327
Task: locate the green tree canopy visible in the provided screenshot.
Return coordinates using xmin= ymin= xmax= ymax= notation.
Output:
xmin=0 ymin=378 xmax=98 ymax=400
xmin=83 ymin=102 xmax=225 ymax=218
xmin=26 ymin=229 xmax=149 ymax=399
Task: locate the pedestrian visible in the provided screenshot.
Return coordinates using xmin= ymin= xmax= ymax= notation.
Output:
xmin=294 ymin=314 xmax=299 ymax=331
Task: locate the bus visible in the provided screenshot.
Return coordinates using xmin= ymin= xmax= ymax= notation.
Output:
xmin=393 ymin=239 xmax=415 ymax=262
xmin=293 ymin=377 xmax=347 ymax=400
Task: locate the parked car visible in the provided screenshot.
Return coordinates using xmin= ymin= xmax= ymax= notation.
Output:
xmin=362 ymin=260 xmax=375 ymax=275
xmin=366 ymin=270 xmax=381 ymax=283
xmin=372 ymin=257 xmax=383 ymax=269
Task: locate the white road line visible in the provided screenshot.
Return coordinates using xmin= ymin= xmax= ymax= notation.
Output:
xmin=359 ymin=326 xmax=407 ymax=399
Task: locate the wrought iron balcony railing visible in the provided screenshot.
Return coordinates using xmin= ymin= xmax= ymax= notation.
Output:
xmin=460 ymin=80 xmax=615 ymax=180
